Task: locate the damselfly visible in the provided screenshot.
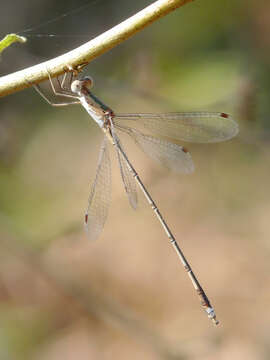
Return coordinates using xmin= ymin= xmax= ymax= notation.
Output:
xmin=34 ymin=69 xmax=239 ymax=325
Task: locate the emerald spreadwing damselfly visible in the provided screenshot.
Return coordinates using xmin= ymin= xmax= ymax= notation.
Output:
xmin=34 ymin=69 xmax=239 ymax=325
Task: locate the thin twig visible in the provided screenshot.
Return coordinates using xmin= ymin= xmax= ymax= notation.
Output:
xmin=0 ymin=0 xmax=193 ymax=98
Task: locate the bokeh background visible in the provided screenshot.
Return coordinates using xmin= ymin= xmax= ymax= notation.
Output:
xmin=0 ymin=0 xmax=269 ymax=359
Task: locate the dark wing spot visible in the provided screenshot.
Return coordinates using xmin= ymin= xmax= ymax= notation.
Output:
xmin=220 ymin=112 xmax=229 ymax=118
xmin=182 ymin=146 xmax=189 ymax=153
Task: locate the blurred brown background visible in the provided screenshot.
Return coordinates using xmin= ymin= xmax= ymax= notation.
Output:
xmin=0 ymin=0 xmax=269 ymax=359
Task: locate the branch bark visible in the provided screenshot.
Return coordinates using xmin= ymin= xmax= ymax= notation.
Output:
xmin=0 ymin=0 xmax=193 ymax=98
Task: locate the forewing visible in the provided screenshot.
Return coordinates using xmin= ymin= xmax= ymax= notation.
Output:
xmin=85 ymin=137 xmax=111 ymax=241
xmin=114 ymin=112 xmax=238 ymax=143
xmin=116 ymin=125 xmax=194 ymax=174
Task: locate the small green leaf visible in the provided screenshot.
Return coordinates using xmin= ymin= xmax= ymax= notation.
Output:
xmin=0 ymin=33 xmax=27 ymax=54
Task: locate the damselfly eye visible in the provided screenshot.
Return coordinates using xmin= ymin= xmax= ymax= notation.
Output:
xmin=71 ymin=80 xmax=82 ymax=93
xmin=83 ymin=76 xmax=94 ymax=89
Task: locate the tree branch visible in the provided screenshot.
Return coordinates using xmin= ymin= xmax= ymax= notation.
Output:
xmin=0 ymin=0 xmax=193 ymax=98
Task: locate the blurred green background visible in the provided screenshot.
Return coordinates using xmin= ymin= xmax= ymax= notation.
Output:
xmin=0 ymin=0 xmax=270 ymax=359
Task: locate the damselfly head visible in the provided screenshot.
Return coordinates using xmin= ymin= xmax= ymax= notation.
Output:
xmin=71 ymin=76 xmax=94 ymax=94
